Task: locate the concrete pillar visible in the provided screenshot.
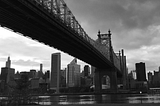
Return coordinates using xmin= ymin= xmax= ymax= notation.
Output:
xmin=94 ymin=68 xmax=102 ymax=93
xmin=94 ymin=67 xmax=117 ymax=93
xmin=109 ymin=69 xmax=117 ymax=92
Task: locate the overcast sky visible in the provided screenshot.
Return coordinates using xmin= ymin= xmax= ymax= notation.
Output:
xmin=1 ymin=0 xmax=160 ymax=73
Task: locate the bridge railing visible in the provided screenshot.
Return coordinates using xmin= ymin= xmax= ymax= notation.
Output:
xmin=30 ymin=0 xmax=120 ymax=70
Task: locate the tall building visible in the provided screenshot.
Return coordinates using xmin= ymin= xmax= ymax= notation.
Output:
xmin=152 ymin=71 xmax=160 ymax=87
xmin=84 ymin=65 xmax=90 ymax=77
xmin=6 ymin=56 xmax=11 ymax=68
xmin=29 ymin=69 xmax=36 ymax=79
xmin=0 ymin=67 xmax=8 ymax=81
xmin=20 ymin=71 xmax=30 ymax=78
xmin=44 ymin=70 xmax=50 ymax=84
xmin=131 ymin=70 xmax=136 ymax=80
xmin=135 ymin=62 xmax=146 ymax=81
xmin=37 ymin=64 xmax=44 ymax=78
xmin=148 ymin=71 xmax=153 ymax=87
xmin=40 ymin=64 xmax=43 ymax=72
xmin=60 ymin=69 xmax=67 ymax=87
xmin=67 ymin=58 xmax=80 ymax=87
xmin=1 ymin=56 xmax=15 ymax=83
xmin=61 ymin=68 xmax=66 ymax=79
xmin=128 ymin=71 xmax=134 ymax=89
xmin=44 ymin=70 xmax=50 ymax=79
xmin=1 ymin=67 xmax=15 ymax=83
xmin=90 ymin=66 xmax=95 ymax=78
xmin=50 ymin=53 xmax=61 ymax=93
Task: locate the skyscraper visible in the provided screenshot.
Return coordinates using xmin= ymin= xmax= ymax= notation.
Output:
xmin=90 ymin=66 xmax=95 ymax=78
xmin=84 ymin=65 xmax=90 ymax=77
xmin=1 ymin=56 xmax=15 ymax=84
xmin=60 ymin=69 xmax=67 ymax=87
xmin=148 ymin=72 xmax=153 ymax=85
xmin=44 ymin=70 xmax=50 ymax=80
xmin=29 ymin=69 xmax=36 ymax=79
xmin=6 ymin=56 xmax=11 ymax=68
xmin=67 ymin=58 xmax=80 ymax=87
xmin=50 ymin=53 xmax=61 ymax=93
xmin=136 ymin=62 xmax=146 ymax=81
xmin=40 ymin=64 xmax=43 ymax=72
xmin=37 ymin=64 xmax=44 ymax=78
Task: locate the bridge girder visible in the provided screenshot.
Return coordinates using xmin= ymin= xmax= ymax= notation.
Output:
xmin=0 ymin=0 xmax=122 ymax=77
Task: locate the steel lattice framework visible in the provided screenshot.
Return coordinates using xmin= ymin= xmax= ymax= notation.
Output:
xmin=27 ymin=0 xmax=121 ymax=71
xmin=0 ymin=0 xmax=121 ymax=71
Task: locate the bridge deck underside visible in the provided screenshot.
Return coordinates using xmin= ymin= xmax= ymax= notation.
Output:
xmin=0 ymin=0 xmax=122 ymax=77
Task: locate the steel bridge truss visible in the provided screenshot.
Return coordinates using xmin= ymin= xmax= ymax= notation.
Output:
xmin=6 ymin=0 xmax=121 ymax=71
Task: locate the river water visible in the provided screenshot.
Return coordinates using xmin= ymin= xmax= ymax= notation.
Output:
xmin=35 ymin=94 xmax=160 ymax=105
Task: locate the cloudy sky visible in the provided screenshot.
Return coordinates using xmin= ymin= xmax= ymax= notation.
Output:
xmin=1 ymin=0 xmax=160 ymax=73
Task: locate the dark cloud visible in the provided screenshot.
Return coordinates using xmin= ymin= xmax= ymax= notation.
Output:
xmin=66 ymin=0 xmax=160 ymax=29
xmin=62 ymin=0 xmax=160 ymax=71
xmin=121 ymin=0 xmax=160 ymax=29
xmin=64 ymin=0 xmax=160 ymax=53
xmin=1 ymin=0 xmax=160 ymax=72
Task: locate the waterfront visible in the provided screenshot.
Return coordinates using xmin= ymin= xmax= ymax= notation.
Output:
xmin=1 ymin=93 xmax=160 ymax=105
xmin=31 ymin=94 xmax=160 ymax=105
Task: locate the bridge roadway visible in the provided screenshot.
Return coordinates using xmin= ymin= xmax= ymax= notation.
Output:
xmin=0 ymin=0 xmax=122 ymax=76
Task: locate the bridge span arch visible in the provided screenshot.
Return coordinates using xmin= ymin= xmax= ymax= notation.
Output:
xmin=0 ymin=0 xmax=127 ymax=92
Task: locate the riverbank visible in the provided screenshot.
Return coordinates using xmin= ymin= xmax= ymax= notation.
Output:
xmin=0 ymin=90 xmax=145 ymax=97
xmin=25 ymin=103 xmax=160 ymax=106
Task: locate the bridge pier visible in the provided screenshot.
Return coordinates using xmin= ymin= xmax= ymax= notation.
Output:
xmin=94 ymin=67 xmax=117 ymax=93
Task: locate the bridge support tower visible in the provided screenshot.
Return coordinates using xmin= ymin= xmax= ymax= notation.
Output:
xmin=94 ymin=67 xmax=117 ymax=93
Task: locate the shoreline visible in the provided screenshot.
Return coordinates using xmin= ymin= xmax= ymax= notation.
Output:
xmin=0 ymin=92 xmax=151 ymax=97
xmin=24 ymin=103 xmax=160 ymax=106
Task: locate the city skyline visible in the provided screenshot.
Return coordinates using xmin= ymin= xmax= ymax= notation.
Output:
xmin=0 ymin=53 xmax=87 ymax=72
xmin=1 ymin=0 xmax=160 ymax=73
